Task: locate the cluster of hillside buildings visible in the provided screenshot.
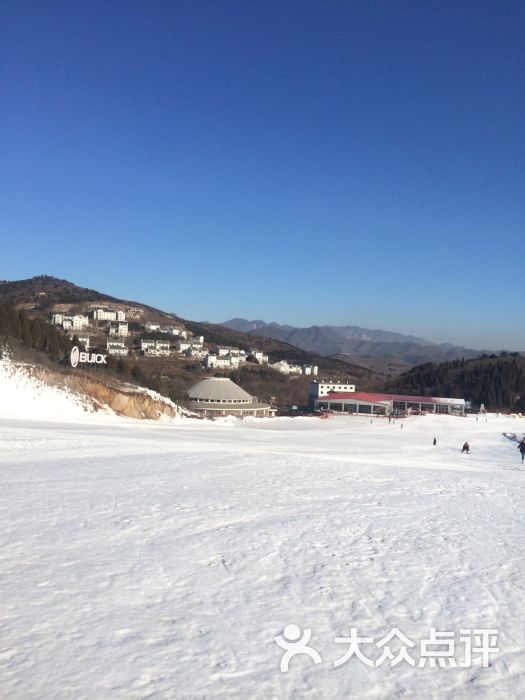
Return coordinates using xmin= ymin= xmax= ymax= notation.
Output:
xmin=50 ymin=308 xmax=128 ymax=334
xmin=141 ymin=337 xmax=318 ymax=376
xmin=49 ymin=307 xmax=187 ymax=341
xmin=48 ymin=306 xmax=318 ymax=376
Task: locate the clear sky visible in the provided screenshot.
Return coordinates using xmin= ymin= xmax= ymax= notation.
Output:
xmin=2 ymin=1 xmax=524 ymax=350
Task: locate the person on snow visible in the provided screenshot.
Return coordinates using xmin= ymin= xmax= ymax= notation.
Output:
xmin=461 ymin=442 xmax=470 ymax=454
xmin=518 ymin=439 xmax=525 ymax=463
xmin=433 ymin=437 xmax=437 ymax=446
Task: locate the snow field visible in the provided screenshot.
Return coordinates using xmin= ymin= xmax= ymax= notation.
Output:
xmin=1 ymin=409 xmax=524 ymax=699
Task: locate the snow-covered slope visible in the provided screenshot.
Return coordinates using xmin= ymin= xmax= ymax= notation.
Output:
xmin=0 ymin=358 xmax=95 ymax=420
xmin=0 ymin=359 xmax=190 ymax=422
xmin=1 ymin=409 xmax=525 ymax=699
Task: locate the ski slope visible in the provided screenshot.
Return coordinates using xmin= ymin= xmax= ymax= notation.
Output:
xmin=1 ymin=398 xmax=525 ymax=698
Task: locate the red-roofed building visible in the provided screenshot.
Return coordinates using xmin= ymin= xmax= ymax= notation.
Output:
xmin=315 ymin=391 xmax=465 ymax=416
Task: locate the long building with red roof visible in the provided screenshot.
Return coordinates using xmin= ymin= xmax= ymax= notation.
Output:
xmin=315 ymin=390 xmax=465 ymax=416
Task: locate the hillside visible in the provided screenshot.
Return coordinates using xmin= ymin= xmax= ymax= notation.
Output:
xmin=0 ymin=276 xmax=376 ymax=377
xmin=387 ymin=354 xmax=525 ymax=411
xmin=0 ymin=277 xmax=382 ymax=407
xmin=330 ymin=353 xmax=412 ymax=376
xmin=0 ymin=275 xmax=178 ymax=319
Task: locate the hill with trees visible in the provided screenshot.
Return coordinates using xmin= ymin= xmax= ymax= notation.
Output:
xmin=0 ymin=280 xmax=381 ymax=409
xmin=387 ymin=354 xmax=525 ymax=411
xmin=0 ymin=275 xmax=175 ymax=316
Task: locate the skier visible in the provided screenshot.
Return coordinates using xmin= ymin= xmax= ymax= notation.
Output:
xmin=518 ymin=439 xmax=525 ymax=463
xmin=433 ymin=437 xmax=437 ymax=446
xmin=461 ymin=442 xmax=470 ymax=454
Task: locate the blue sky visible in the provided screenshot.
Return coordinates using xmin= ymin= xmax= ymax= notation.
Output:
xmin=2 ymin=1 xmax=524 ymax=349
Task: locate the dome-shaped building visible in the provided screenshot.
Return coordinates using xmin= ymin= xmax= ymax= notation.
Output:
xmin=186 ymin=377 xmax=273 ymax=418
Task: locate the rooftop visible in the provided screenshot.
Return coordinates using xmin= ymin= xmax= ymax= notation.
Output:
xmin=187 ymin=377 xmax=253 ymax=403
xmin=320 ymin=391 xmax=465 ymax=405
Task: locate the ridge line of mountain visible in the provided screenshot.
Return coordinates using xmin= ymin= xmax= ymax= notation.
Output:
xmin=220 ymin=318 xmax=518 ymax=366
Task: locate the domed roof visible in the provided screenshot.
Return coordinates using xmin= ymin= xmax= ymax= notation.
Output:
xmin=187 ymin=377 xmax=253 ymax=402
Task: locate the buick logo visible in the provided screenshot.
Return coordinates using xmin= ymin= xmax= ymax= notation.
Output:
xmin=70 ymin=346 xmax=80 ymax=368
xmin=69 ymin=345 xmax=107 ymax=367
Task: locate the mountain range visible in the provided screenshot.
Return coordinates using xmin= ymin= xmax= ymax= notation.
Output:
xmin=222 ymin=319 xmax=503 ymax=368
xmin=1 ymin=276 xmax=515 ymax=375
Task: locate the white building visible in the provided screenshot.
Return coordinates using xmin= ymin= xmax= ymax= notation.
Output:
xmin=155 ymin=341 xmax=170 ymax=356
xmin=54 ymin=314 xmax=89 ymax=331
xmin=186 ymin=345 xmax=207 ymax=359
xmin=176 ymin=339 xmax=192 ymax=353
xmin=217 ymin=345 xmax=244 ymax=357
xmin=271 ymin=360 xmax=302 ymax=375
xmin=143 ymin=340 xmax=170 ymax=357
xmin=145 ymin=322 xmax=160 ymax=333
xmin=308 ymin=381 xmax=356 ymax=407
xmin=205 ymin=354 xmax=231 ymax=370
xmin=302 ymin=365 xmax=319 ymax=376
xmin=177 ymin=339 xmax=204 ymax=354
xmin=72 ymin=314 xmax=89 ymax=329
xmin=311 ymin=381 xmax=356 ymax=397
xmin=205 ymin=353 xmax=243 ymax=370
xmin=108 ymin=321 xmax=128 ymax=337
xmin=106 ymin=340 xmax=128 ymax=356
xmin=116 ymin=310 xmax=126 ymax=321
xmin=250 ymin=349 xmax=269 ymax=364
xmin=93 ymin=308 xmax=118 ymax=322
xmin=217 ymin=346 xmax=229 ymax=356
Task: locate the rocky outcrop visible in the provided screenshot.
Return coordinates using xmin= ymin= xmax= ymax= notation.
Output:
xmin=29 ymin=365 xmax=191 ymax=420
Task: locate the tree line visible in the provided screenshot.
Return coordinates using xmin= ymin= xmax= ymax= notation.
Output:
xmin=0 ymin=301 xmax=74 ymax=359
xmin=387 ymin=354 xmax=525 ymax=411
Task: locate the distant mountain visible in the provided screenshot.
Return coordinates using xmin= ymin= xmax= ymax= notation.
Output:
xmin=224 ymin=318 xmax=432 ymax=345
xmin=222 ymin=318 xmax=275 ymax=333
xmin=222 ymin=319 xmax=496 ymax=367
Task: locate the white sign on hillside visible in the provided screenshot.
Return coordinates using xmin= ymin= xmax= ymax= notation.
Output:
xmin=70 ymin=346 xmax=107 ymax=368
